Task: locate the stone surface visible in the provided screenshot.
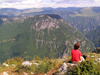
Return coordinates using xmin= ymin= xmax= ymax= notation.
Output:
xmin=95 ymin=58 xmax=100 ymax=63
xmin=22 ymin=61 xmax=32 ymax=67
xmin=31 ymin=72 xmax=34 ymax=74
xmin=33 ymin=63 xmax=39 ymax=66
xmin=2 ymin=72 xmax=8 ymax=75
xmin=3 ymin=63 xmax=8 ymax=67
xmin=58 ymin=62 xmax=68 ymax=74
xmin=22 ymin=72 xmax=28 ymax=75
xmin=67 ymin=63 xmax=77 ymax=66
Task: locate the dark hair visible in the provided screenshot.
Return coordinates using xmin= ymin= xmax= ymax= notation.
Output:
xmin=82 ymin=55 xmax=87 ymax=59
xmin=74 ymin=43 xmax=80 ymax=50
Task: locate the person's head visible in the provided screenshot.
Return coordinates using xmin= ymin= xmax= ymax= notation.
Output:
xmin=74 ymin=43 xmax=80 ymax=50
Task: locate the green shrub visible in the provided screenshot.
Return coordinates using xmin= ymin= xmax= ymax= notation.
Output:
xmin=71 ymin=59 xmax=100 ymax=75
xmin=33 ymin=56 xmax=41 ymax=63
xmin=15 ymin=63 xmax=37 ymax=72
xmin=14 ymin=57 xmax=63 ymax=73
xmin=36 ymin=61 xmax=48 ymax=73
xmin=15 ymin=64 xmax=30 ymax=72
xmin=36 ymin=57 xmax=53 ymax=73
xmin=5 ymin=57 xmax=23 ymax=65
xmin=36 ymin=58 xmax=63 ymax=73
xmin=53 ymin=71 xmax=61 ymax=75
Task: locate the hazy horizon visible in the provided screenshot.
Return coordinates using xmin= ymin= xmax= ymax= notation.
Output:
xmin=0 ymin=0 xmax=100 ymax=9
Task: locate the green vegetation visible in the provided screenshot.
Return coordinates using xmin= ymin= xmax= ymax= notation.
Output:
xmin=0 ymin=53 xmax=100 ymax=75
xmin=66 ymin=53 xmax=100 ymax=75
xmin=0 ymin=14 xmax=94 ymax=63
xmin=61 ymin=7 xmax=100 ymax=35
xmin=0 ymin=57 xmax=63 ymax=74
xmin=70 ymin=8 xmax=98 ymax=17
xmin=67 ymin=60 xmax=100 ymax=75
xmin=86 ymin=26 xmax=100 ymax=47
xmin=1 ymin=7 xmax=100 ymax=35
xmin=0 ymin=7 xmax=100 ymax=75
xmin=64 ymin=15 xmax=100 ymax=34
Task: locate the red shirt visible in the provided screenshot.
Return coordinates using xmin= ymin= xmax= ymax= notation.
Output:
xmin=71 ymin=49 xmax=82 ymax=62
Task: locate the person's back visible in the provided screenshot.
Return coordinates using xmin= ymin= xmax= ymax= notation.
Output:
xmin=71 ymin=43 xmax=82 ymax=62
xmin=71 ymin=49 xmax=81 ymax=62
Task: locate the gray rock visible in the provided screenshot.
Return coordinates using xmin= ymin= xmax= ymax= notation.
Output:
xmin=22 ymin=61 xmax=32 ymax=67
xmin=22 ymin=72 xmax=28 ymax=75
xmin=3 ymin=63 xmax=8 ymax=67
xmin=95 ymin=58 xmax=100 ymax=63
xmin=2 ymin=72 xmax=8 ymax=75
xmin=33 ymin=63 xmax=39 ymax=66
xmin=31 ymin=72 xmax=34 ymax=74
xmin=67 ymin=63 xmax=77 ymax=66
xmin=58 ymin=62 xmax=68 ymax=74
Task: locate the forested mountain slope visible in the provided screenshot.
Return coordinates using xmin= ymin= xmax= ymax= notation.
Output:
xmin=1 ymin=7 xmax=100 ymax=35
xmin=0 ymin=14 xmax=94 ymax=62
xmin=64 ymin=7 xmax=100 ymax=34
xmin=86 ymin=26 xmax=100 ymax=47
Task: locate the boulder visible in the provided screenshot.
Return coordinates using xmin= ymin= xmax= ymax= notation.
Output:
xmin=67 ymin=63 xmax=77 ymax=66
xmin=58 ymin=62 xmax=68 ymax=74
xmin=22 ymin=72 xmax=28 ymax=75
xmin=33 ymin=63 xmax=39 ymax=66
xmin=2 ymin=72 xmax=8 ymax=75
xmin=95 ymin=58 xmax=100 ymax=63
xmin=3 ymin=63 xmax=8 ymax=67
xmin=22 ymin=61 xmax=32 ymax=67
xmin=31 ymin=72 xmax=34 ymax=74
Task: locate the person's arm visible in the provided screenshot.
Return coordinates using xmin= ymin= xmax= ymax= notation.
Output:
xmin=79 ymin=51 xmax=82 ymax=60
xmin=80 ymin=56 xmax=82 ymax=60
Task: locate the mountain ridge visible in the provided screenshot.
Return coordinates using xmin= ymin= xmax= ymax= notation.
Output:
xmin=86 ymin=26 xmax=100 ymax=47
xmin=1 ymin=7 xmax=100 ymax=35
xmin=0 ymin=14 xmax=94 ymax=62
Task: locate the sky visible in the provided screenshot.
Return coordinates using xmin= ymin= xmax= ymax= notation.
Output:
xmin=0 ymin=0 xmax=100 ymax=9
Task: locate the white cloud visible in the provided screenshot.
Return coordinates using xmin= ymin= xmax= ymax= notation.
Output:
xmin=51 ymin=0 xmax=94 ymax=2
xmin=51 ymin=0 xmax=95 ymax=4
xmin=50 ymin=0 xmax=100 ymax=7
xmin=22 ymin=0 xmax=42 ymax=5
xmin=0 ymin=0 xmax=100 ymax=9
xmin=0 ymin=0 xmax=43 ymax=3
xmin=0 ymin=0 xmax=25 ymax=2
xmin=0 ymin=0 xmax=44 ymax=9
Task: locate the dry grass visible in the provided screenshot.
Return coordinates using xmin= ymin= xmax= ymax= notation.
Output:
xmin=1 ymin=53 xmax=100 ymax=75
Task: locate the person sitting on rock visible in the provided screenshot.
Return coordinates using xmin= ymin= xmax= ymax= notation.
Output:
xmin=71 ymin=43 xmax=85 ymax=63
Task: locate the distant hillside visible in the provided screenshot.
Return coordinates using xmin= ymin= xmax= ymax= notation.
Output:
xmin=0 ymin=14 xmax=94 ymax=62
xmin=0 ymin=8 xmax=21 ymax=16
xmin=64 ymin=7 xmax=100 ymax=34
xmin=0 ymin=8 xmax=43 ymax=16
xmin=64 ymin=16 xmax=100 ymax=34
xmin=64 ymin=7 xmax=83 ymax=11
xmin=0 ymin=7 xmax=77 ymax=16
xmin=22 ymin=7 xmax=100 ymax=34
xmin=1 ymin=7 xmax=100 ymax=35
xmin=92 ymin=7 xmax=100 ymax=13
xmin=86 ymin=26 xmax=100 ymax=47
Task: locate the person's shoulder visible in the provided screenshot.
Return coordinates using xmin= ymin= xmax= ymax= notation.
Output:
xmin=78 ymin=50 xmax=81 ymax=53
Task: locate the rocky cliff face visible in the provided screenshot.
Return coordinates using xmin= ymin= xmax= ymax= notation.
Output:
xmin=86 ymin=26 xmax=100 ymax=47
xmin=0 ymin=14 xmax=94 ymax=62
xmin=23 ymin=14 xmax=94 ymax=58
